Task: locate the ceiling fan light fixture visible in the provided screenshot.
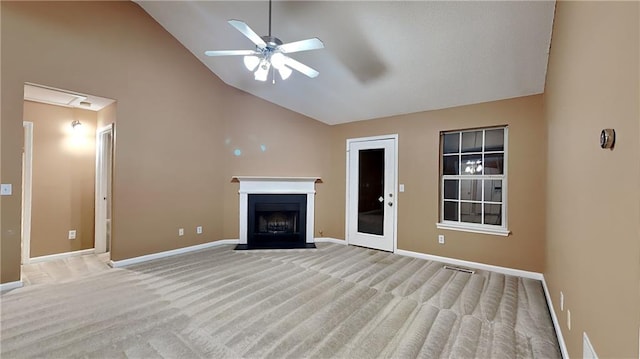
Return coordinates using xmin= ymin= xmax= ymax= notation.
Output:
xmin=278 ymin=66 xmax=292 ymax=80
xmin=243 ymin=55 xmax=260 ymax=71
xmin=270 ymin=52 xmax=286 ymax=70
xmin=254 ymin=61 xmax=270 ymax=81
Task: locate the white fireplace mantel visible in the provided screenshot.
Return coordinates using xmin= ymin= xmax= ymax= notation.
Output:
xmin=233 ymin=176 xmax=321 ymax=245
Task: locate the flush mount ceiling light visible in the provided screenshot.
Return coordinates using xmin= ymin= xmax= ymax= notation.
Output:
xmin=204 ymin=0 xmax=324 ymax=83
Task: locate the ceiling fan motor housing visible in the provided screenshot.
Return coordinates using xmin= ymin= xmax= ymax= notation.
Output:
xmin=261 ymin=36 xmax=283 ymax=46
xmin=260 ymin=35 xmax=283 ymax=53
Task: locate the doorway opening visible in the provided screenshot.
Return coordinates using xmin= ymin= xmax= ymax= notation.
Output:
xmin=21 ymin=83 xmax=116 ymax=266
xmin=21 ymin=122 xmax=33 ymax=264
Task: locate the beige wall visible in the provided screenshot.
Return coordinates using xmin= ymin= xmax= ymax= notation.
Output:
xmin=97 ymin=102 xmax=116 ymax=130
xmin=24 ymin=101 xmax=97 ymax=256
xmin=327 ymin=95 xmax=547 ymax=272
xmin=0 ymin=1 xmax=328 ymax=282
xmin=0 ymin=1 xmax=3 ymax=271
xmin=220 ymin=87 xmax=333 ymax=240
xmin=1 ymin=1 xmax=228 ymax=281
xmin=544 ymin=1 xmax=640 ymax=357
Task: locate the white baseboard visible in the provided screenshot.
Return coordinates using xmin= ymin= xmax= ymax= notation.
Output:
xmin=0 ymin=280 xmax=24 ymax=292
xmin=314 ymin=237 xmax=346 ymax=245
xmin=28 ymin=248 xmax=95 ymax=264
xmin=541 ymin=276 xmax=570 ymax=359
xmin=395 ymin=249 xmax=544 ymax=280
xmin=109 ymin=239 xmax=239 ymax=268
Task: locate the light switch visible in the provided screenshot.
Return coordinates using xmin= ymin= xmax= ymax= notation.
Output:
xmin=399 ymin=184 xmax=405 ymax=192
xmin=1 ymin=184 xmax=12 ymax=196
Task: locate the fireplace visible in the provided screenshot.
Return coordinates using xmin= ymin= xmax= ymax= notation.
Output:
xmin=233 ymin=176 xmax=319 ymax=250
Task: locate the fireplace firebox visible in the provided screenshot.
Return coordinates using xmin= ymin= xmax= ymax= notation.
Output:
xmin=236 ymin=194 xmax=316 ymax=250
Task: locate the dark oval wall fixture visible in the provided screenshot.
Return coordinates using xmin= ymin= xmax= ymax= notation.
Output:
xmin=600 ymin=129 xmax=615 ymax=149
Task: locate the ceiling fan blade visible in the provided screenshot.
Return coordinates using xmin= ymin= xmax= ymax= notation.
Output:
xmin=228 ymin=20 xmax=267 ymax=48
xmin=204 ymin=50 xmax=259 ymax=57
xmin=283 ymin=56 xmax=319 ymax=78
xmin=278 ymin=38 xmax=324 ymax=54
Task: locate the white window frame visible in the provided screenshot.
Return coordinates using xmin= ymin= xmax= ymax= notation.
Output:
xmin=436 ymin=127 xmax=510 ymax=236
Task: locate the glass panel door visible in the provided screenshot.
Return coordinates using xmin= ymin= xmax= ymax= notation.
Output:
xmin=347 ymin=137 xmax=396 ymax=252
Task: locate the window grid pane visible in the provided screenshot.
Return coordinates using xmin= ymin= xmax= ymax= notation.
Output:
xmin=485 ymin=129 xmax=504 ymax=152
xmin=443 ymin=180 xmax=459 ymax=200
xmin=443 ymin=155 xmax=460 ymax=175
xmin=443 ymin=201 xmax=458 ymax=221
xmin=443 ymin=133 xmax=460 ymax=154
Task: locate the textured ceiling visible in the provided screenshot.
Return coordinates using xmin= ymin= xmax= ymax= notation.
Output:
xmin=136 ymin=1 xmax=556 ymax=125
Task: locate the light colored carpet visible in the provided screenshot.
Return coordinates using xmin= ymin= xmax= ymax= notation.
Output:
xmin=1 ymin=243 xmax=561 ymax=358
xmin=21 ymin=252 xmax=111 ymax=286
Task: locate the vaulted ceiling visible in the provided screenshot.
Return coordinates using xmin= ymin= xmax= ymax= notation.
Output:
xmin=136 ymin=1 xmax=556 ymax=125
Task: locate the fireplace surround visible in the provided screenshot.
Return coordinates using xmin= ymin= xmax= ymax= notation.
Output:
xmin=233 ymin=176 xmax=319 ymax=250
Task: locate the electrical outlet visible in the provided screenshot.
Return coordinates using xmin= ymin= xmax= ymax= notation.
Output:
xmin=196 ymin=226 xmax=203 ymax=234
xmin=68 ymin=230 xmax=77 ymax=240
xmin=438 ymin=235 xmax=445 ymax=244
xmin=178 ymin=228 xmax=184 ymax=236
xmin=567 ymin=309 xmax=571 ymax=330
xmin=560 ymin=291 xmax=564 ymax=311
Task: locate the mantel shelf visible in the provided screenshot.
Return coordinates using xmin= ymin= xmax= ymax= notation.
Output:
xmin=232 ymin=176 xmax=321 ymax=183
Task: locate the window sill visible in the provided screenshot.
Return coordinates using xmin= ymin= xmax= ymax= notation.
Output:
xmin=436 ymin=222 xmax=511 ymax=237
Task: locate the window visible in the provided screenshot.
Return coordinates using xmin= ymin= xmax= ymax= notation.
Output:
xmin=437 ymin=127 xmax=509 ymax=236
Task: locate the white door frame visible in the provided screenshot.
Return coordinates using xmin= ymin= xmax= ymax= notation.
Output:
xmin=94 ymin=124 xmax=113 ymax=254
xmin=345 ymin=134 xmax=398 ymax=252
xmin=21 ymin=121 xmax=34 ymax=264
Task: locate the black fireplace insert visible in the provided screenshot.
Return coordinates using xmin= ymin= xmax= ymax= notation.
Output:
xmin=236 ymin=193 xmax=315 ymax=250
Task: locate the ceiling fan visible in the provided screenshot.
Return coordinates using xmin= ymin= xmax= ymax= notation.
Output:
xmin=204 ymin=0 xmax=324 ymax=82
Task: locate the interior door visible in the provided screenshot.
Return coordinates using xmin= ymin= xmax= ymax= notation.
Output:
xmin=95 ymin=124 xmax=113 ymax=254
xmin=347 ymin=136 xmax=396 ymax=252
